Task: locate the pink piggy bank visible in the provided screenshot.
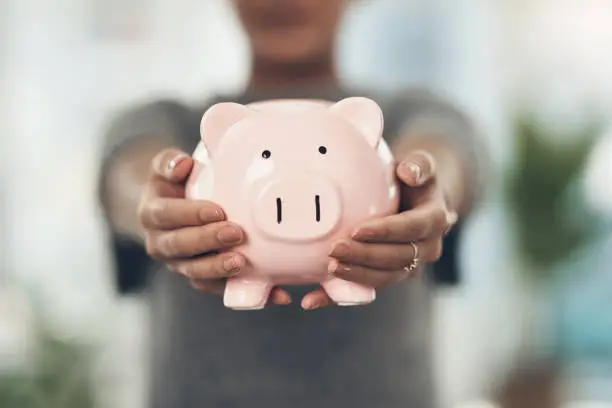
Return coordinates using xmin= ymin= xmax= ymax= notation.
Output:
xmin=186 ymin=97 xmax=400 ymax=310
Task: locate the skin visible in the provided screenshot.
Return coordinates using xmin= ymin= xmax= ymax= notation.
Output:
xmin=105 ymin=0 xmax=470 ymax=309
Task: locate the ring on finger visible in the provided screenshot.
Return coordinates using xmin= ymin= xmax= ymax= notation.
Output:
xmin=403 ymin=242 xmax=420 ymax=274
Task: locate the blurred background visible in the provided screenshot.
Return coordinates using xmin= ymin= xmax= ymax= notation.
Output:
xmin=1 ymin=0 xmax=612 ymax=407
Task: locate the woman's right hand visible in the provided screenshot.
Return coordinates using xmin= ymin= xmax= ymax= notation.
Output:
xmin=137 ymin=148 xmax=291 ymax=305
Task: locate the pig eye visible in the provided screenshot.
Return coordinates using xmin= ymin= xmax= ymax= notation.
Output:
xmin=261 ymin=150 xmax=271 ymax=159
xmin=318 ymin=146 xmax=327 ymax=155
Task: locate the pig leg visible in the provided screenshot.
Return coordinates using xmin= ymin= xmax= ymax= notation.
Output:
xmin=321 ymin=278 xmax=376 ymax=306
xmin=224 ymin=276 xmax=273 ymax=310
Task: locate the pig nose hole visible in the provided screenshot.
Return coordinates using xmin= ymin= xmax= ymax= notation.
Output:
xmin=276 ymin=197 xmax=282 ymax=224
xmin=315 ymin=195 xmax=321 ymax=222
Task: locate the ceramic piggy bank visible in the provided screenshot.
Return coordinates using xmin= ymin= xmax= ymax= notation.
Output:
xmin=186 ymin=97 xmax=400 ymax=310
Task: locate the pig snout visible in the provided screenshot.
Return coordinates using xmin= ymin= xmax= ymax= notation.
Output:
xmin=251 ymin=176 xmax=342 ymax=241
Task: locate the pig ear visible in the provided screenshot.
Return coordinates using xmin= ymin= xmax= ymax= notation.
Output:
xmin=328 ymin=97 xmax=383 ymax=148
xmin=200 ymin=102 xmax=252 ymax=153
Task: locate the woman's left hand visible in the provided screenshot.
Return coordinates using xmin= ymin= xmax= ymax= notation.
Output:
xmin=302 ymin=150 xmax=458 ymax=310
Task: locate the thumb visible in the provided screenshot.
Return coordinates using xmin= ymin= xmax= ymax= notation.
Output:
xmin=396 ymin=149 xmax=437 ymax=187
xmin=151 ymin=148 xmax=194 ymax=183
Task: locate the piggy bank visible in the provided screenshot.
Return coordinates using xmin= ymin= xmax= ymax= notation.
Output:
xmin=186 ymin=97 xmax=399 ymax=310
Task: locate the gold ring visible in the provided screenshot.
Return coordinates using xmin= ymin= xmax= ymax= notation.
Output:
xmin=404 ymin=242 xmax=420 ymax=273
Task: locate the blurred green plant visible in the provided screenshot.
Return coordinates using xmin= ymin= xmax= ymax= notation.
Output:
xmin=0 ymin=326 xmax=95 ymax=408
xmin=507 ymin=116 xmax=600 ymax=280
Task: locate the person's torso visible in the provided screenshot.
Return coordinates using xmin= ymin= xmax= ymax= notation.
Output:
xmin=146 ymin=86 xmax=437 ymax=408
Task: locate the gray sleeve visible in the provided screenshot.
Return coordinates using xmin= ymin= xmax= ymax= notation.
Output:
xmin=97 ymin=100 xmax=200 ymax=294
xmin=381 ymin=88 xmax=489 ymax=211
xmin=101 ymin=100 xmax=198 ymax=174
xmin=98 ymin=100 xmax=200 ymax=214
xmin=379 ymin=89 xmax=489 ymax=287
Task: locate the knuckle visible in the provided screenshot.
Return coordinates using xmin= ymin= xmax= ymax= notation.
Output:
xmin=426 ymin=241 xmax=444 ymax=262
xmin=145 ymin=235 xmax=163 ymax=260
xmin=136 ymin=203 xmax=147 ymax=225
xmin=176 ymin=262 xmax=194 ymax=278
xmin=165 ymin=262 xmax=179 ymax=274
xmin=431 ymin=207 xmax=447 ymax=231
xmin=148 ymin=199 xmax=167 ymax=225
xmin=162 ymin=232 xmax=179 ymax=256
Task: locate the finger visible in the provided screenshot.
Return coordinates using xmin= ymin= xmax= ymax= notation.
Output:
xmin=167 ymin=251 xmax=246 ymax=280
xmin=269 ymin=288 xmax=292 ymax=306
xmin=146 ymin=177 xmax=186 ymax=199
xmin=327 ymin=260 xmax=411 ymax=288
xmin=189 ymin=278 xmax=225 ymax=295
xmin=301 ymin=288 xmax=333 ymax=311
xmin=329 ymin=239 xmax=439 ymax=270
xmin=146 ymin=222 xmax=244 ymax=259
xmin=444 ymin=211 xmax=458 ymax=235
xmin=412 ymin=239 xmax=444 ymax=264
xmin=139 ymin=197 xmax=225 ymax=230
xmin=397 ymin=149 xmax=437 ymax=187
xmin=352 ymin=202 xmax=449 ymax=243
xmin=151 ymin=149 xmax=194 ymax=182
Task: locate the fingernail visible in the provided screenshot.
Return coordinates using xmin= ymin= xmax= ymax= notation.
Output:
xmin=306 ymin=302 xmax=322 ymax=311
xmin=223 ymin=255 xmax=244 ymax=274
xmin=215 ymin=208 xmax=225 ymax=220
xmin=402 ymin=161 xmax=422 ymax=185
xmin=218 ymin=226 xmax=242 ymax=245
xmin=303 ymin=297 xmax=324 ymax=311
xmin=167 ymin=154 xmax=189 ymax=177
xmin=202 ymin=207 xmax=225 ymax=223
xmin=275 ymin=292 xmax=292 ymax=305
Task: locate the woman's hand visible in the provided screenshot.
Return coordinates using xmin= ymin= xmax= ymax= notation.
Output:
xmin=138 ymin=148 xmax=291 ymax=305
xmin=301 ymin=150 xmax=457 ymax=310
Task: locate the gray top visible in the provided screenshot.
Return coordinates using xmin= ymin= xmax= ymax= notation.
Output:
xmin=99 ymin=85 xmax=484 ymax=408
